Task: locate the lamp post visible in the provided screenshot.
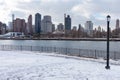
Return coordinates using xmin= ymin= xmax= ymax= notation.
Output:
xmin=105 ymin=15 xmax=111 ymax=69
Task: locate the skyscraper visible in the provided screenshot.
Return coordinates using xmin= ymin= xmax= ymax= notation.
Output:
xmin=98 ymin=26 xmax=101 ymax=32
xmin=85 ymin=21 xmax=93 ymax=36
xmin=57 ymin=23 xmax=64 ymax=31
xmin=14 ymin=18 xmax=21 ymax=32
xmin=21 ymin=19 xmax=26 ymax=34
xmin=14 ymin=18 xmax=27 ymax=34
xmin=41 ymin=15 xmax=52 ymax=34
xmin=12 ymin=14 xmax=15 ymax=32
xmin=116 ymin=19 xmax=119 ymax=29
xmin=8 ymin=22 xmax=13 ymax=32
xmin=64 ymin=14 xmax=71 ymax=34
xmin=35 ymin=13 xmax=41 ymax=34
xmin=27 ymin=15 xmax=33 ymax=35
xmin=0 ymin=22 xmax=7 ymax=34
xmin=52 ymin=24 xmax=55 ymax=32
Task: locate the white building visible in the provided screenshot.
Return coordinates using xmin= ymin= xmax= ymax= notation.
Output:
xmin=41 ymin=15 xmax=52 ymax=34
xmin=85 ymin=21 xmax=93 ymax=36
xmin=8 ymin=22 xmax=13 ymax=32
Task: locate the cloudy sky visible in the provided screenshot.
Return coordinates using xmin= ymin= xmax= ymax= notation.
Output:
xmin=0 ymin=0 xmax=119 ymax=30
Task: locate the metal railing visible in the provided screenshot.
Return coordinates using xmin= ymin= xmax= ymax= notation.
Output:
xmin=0 ymin=45 xmax=120 ymax=60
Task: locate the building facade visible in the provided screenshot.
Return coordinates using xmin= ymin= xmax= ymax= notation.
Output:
xmin=52 ymin=24 xmax=55 ymax=32
xmin=0 ymin=22 xmax=7 ymax=34
xmin=116 ymin=19 xmax=119 ymax=29
xmin=35 ymin=13 xmax=41 ymax=34
xmin=13 ymin=18 xmax=27 ymax=34
xmin=8 ymin=22 xmax=13 ymax=32
xmin=85 ymin=21 xmax=93 ymax=36
xmin=57 ymin=23 xmax=64 ymax=31
xmin=27 ymin=15 xmax=33 ymax=35
xmin=41 ymin=15 xmax=53 ymax=34
xmin=64 ymin=14 xmax=71 ymax=34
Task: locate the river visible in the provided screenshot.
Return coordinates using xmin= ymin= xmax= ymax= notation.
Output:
xmin=0 ymin=40 xmax=119 ymax=51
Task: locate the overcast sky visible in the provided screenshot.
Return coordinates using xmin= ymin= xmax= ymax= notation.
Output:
xmin=0 ymin=0 xmax=119 ymax=30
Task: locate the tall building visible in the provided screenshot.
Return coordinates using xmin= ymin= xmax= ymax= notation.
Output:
xmin=116 ymin=19 xmax=119 ymax=29
xmin=41 ymin=15 xmax=53 ymax=34
xmin=78 ymin=24 xmax=84 ymax=32
xmin=2 ymin=23 xmax=7 ymax=34
xmin=32 ymin=25 xmax=35 ymax=33
xmin=0 ymin=22 xmax=2 ymax=34
xmin=98 ymin=26 xmax=101 ymax=32
xmin=35 ymin=13 xmax=41 ymax=34
xmin=0 ymin=22 xmax=7 ymax=34
xmin=12 ymin=14 xmax=15 ymax=32
xmin=64 ymin=14 xmax=71 ymax=34
xmin=8 ymin=22 xmax=13 ymax=31
xmin=14 ymin=18 xmax=27 ymax=34
xmin=57 ymin=23 xmax=64 ymax=31
xmin=52 ymin=24 xmax=55 ymax=32
xmin=85 ymin=21 xmax=93 ymax=36
xmin=27 ymin=15 xmax=33 ymax=35
xmin=14 ymin=18 xmax=21 ymax=32
xmin=21 ymin=19 xmax=27 ymax=34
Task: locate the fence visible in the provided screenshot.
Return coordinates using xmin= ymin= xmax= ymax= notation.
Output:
xmin=0 ymin=45 xmax=120 ymax=60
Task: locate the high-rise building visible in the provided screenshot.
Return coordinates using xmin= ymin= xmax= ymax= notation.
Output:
xmin=8 ymin=22 xmax=13 ymax=31
xmin=116 ymin=19 xmax=119 ymax=29
xmin=32 ymin=25 xmax=35 ymax=33
xmin=27 ymin=15 xmax=33 ymax=35
xmin=12 ymin=14 xmax=15 ymax=32
xmin=85 ymin=21 xmax=93 ymax=36
xmin=57 ymin=23 xmax=64 ymax=31
xmin=0 ymin=22 xmax=2 ymax=34
xmin=35 ymin=13 xmax=41 ymax=34
xmin=78 ymin=24 xmax=84 ymax=32
xmin=14 ymin=18 xmax=27 ymax=34
xmin=52 ymin=24 xmax=55 ymax=32
xmin=0 ymin=22 xmax=7 ymax=34
xmin=2 ymin=23 xmax=7 ymax=34
xmin=41 ymin=15 xmax=52 ymax=34
xmin=21 ymin=19 xmax=27 ymax=34
xmin=98 ymin=26 xmax=101 ymax=32
xmin=64 ymin=14 xmax=71 ymax=34
xmin=14 ymin=18 xmax=21 ymax=32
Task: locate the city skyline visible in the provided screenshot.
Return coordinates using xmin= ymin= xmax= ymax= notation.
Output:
xmin=0 ymin=0 xmax=120 ymax=30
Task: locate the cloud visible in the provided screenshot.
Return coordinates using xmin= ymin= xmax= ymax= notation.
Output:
xmin=0 ymin=0 xmax=119 ymax=30
xmin=70 ymin=0 xmax=120 ymax=29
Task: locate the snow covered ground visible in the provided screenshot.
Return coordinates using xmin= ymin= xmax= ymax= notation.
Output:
xmin=0 ymin=51 xmax=120 ymax=80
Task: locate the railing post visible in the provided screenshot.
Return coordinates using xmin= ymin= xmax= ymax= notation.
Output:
xmin=95 ymin=50 xmax=97 ymax=59
xmin=66 ymin=48 xmax=67 ymax=55
xmin=31 ymin=46 xmax=32 ymax=51
xmin=114 ymin=51 xmax=116 ymax=60
xmin=79 ymin=49 xmax=81 ymax=57
xmin=54 ymin=47 xmax=56 ymax=53
xmin=41 ymin=47 xmax=43 ymax=52
xmin=21 ymin=45 xmax=22 ymax=51
xmin=3 ymin=45 xmax=4 ymax=51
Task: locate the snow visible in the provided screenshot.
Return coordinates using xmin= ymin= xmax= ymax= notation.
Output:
xmin=0 ymin=51 xmax=120 ymax=80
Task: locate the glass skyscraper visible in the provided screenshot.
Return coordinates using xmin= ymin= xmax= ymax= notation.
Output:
xmin=35 ymin=13 xmax=41 ymax=34
xmin=64 ymin=14 xmax=71 ymax=34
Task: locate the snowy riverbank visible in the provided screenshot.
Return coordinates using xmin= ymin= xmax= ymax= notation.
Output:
xmin=0 ymin=51 xmax=120 ymax=80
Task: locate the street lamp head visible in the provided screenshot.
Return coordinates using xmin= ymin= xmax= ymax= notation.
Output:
xmin=107 ymin=15 xmax=111 ymax=22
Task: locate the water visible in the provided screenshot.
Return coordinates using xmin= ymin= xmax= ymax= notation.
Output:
xmin=0 ymin=40 xmax=120 ymax=51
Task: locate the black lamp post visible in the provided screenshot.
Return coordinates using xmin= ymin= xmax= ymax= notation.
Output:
xmin=105 ymin=15 xmax=111 ymax=69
